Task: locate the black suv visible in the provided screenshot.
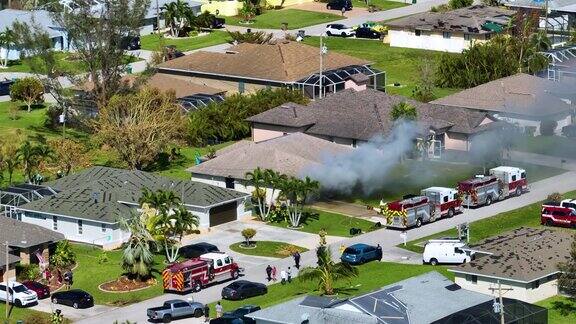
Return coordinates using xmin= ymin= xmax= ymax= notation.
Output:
xmin=326 ymin=0 xmax=353 ymax=11
xmin=180 ymin=242 xmax=219 ymax=258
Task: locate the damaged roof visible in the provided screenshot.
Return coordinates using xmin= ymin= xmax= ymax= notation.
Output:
xmin=157 ymin=41 xmax=371 ymax=83
xmin=386 ymin=5 xmax=514 ymax=34
xmin=18 ymin=166 xmax=248 ymax=223
xmin=248 ymin=88 xmax=499 ymax=141
xmin=432 ymin=73 xmax=575 ymax=117
xmin=188 ymin=133 xmax=353 ymax=179
xmin=0 ymin=217 xmax=65 ymax=248
xmin=450 ymin=227 xmax=573 ymax=283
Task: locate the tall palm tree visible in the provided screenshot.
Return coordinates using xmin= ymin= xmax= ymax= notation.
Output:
xmin=161 ymin=0 xmax=192 ymax=37
xmin=298 ymin=246 xmax=358 ymax=295
xmin=157 ymin=206 xmax=199 ymax=262
xmin=262 ymin=169 xmax=286 ymax=220
xmin=17 ymin=140 xmax=43 ymax=183
xmin=280 ymin=176 xmax=319 ymax=228
xmin=118 ymin=213 xmax=156 ymax=281
xmin=0 ymin=28 xmax=15 ymax=67
xmin=245 ymin=167 xmax=267 ymax=220
xmin=139 ymin=188 xmax=180 ymax=214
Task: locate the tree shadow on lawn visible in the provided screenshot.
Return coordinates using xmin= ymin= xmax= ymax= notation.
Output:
xmin=551 ymin=299 xmax=576 ymax=316
xmin=295 ymin=212 xmax=320 ymax=226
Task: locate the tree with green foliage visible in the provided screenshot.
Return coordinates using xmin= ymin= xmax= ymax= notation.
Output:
xmin=50 ymin=241 xmax=77 ymax=270
xmin=245 ymin=168 xmax=287 ymax=221
xmin=17 ymin=138 xmax=52 ymax=183
xmin=162 ymin=0 xmax=194 ymax=37
xmin=558 ymin=233 xmax=576 ymax=297
xmin=119 ymin=212 xmax=156 ymax=280
xmin=0 ymin=28 xmax=15 ymax=67
xmin=10 ymin=77 xmax=44 ymax=112
xmin=390 ymin=101 xmax=417 ymax=121
xmin=188 ymin=88 xmax=308 ymax=146
xmin=227 ymin=30 xmax=273 ymax=44
xmin=449 ymin=0 xmax=472 ymax=9
xmin=298 ymin=246 xmax=358 ymax=295
xmin=279 ymin=176 xmax=320 ymax=228
xmin=241 ymin=228 xmax=257 ymax=247
xmin=0 ymin=136 xmax=21 ymax=185
xmin=412 ymin=60 xmax=436 ymax=102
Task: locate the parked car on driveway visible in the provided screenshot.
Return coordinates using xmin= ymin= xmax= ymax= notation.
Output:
xmin=222 ymin=280 xmax=267 ymax=300
xmin=119 ymin=35 xmax=141 ymax=50
xmin=326 ymin=24 xmax=355 ymax=37
xmin=22 ymin=281 xmax=50 ymax=299
xmin=147 ymin=299 xmax=205 ymax=323
xmin=340 ymin=243 xmax=382 ymax=265
xmin=355 ymin=27 xmax=382 ymax=39
xmin=209 ymin=314 xmax=244 ymax=324
xmin=541 ymin=204 xmax=576 ymax=228
xmin=326 ymin=0 xmax=352 ymax=11
xmin=224 ymin=305 xmax=261 ymax=324
xmin=0 ymin=282 xmax=38 ymax=307
xmin=180 ymin=242 xmax=220 ymax=258
xmin=51 ymin=289 xmax=94 ymax=309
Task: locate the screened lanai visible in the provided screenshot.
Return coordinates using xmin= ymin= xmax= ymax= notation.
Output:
xmin=0 ymin=184 xmax=57 ymax=217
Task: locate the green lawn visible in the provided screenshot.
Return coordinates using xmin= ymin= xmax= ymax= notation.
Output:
xmin=225 ymin=9 xmax=341 ymax=30
xmin=512 ymin=135 xmax=576 ymax=160
xmin=209 ymin=262 xmax=453 ymax=316
xmin=0 ymin=304 xmax=63 ymax=323
xmin=302 ymin=37 xmax=461 ymax=100
xmin=353 ymin=0 xmax=409 ymax=10
xmin=400 ymin=190 xmax=576 ymax=254
xmin=229 ymin=241 xmax=308 ymax=258
xmin=346 ymin=159 xmax=565 ymax=206
xmin=140 ymin=31 xmax=230 ymax=51
xmin=71 ymin=243 xmax=165 ymax=306
xmin=536 ymin=296 xmax=576 ymax=324
xmin=268 ymin=209 xmax=377 ymax=237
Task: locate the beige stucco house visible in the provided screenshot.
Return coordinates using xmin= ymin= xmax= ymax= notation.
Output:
xmin=450 ymin=227 xmax=573 ymax=303
xmin=247 ymin=88 xmax=502 ymax=156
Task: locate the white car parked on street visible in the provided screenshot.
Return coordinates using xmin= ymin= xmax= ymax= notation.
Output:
xmin=325 ymin=24 xmax=355 ymax=37
xmin=0 ymin=281 xmax=38 ymax=307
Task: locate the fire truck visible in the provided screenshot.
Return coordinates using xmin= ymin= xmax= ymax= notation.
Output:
xmin=421 ymin=187 xmax=462 ymax=218
xmin=162 ymin=252 xmax=241 ymax=293
xmin=457 ymin=166 xmax=527 ymax=207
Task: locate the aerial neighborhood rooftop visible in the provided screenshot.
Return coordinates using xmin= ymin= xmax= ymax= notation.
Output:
xmin=1 ymin=0 xmax=576 ymax=323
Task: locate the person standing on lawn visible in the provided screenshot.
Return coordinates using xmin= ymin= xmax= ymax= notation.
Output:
xmin=204 ymin=304 xmax=210 ymax=322
xmin=266 ymin=265 xmax=273 ymax=281
xmin=287 ymin=266 xmax=292 ymax=283
xmin=215 ymin=302 xmax=223 ymax=318
xmin=293 ymin=251 xmax=301 ymax=269
xmin=280 ymin=268 xmax=287 ymax=284
xmin=272 ymin=265 xmax=277 ymax=281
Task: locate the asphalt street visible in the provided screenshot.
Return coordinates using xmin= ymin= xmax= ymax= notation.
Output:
xmin=73 ymin=170 xmax=576 ymax=324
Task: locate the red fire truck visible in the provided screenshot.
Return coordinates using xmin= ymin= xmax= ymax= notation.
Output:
xmin=162 ymin=252 xmax=241 ymax=293
xmin=541 ymin=200 xmax=576 ymax=228
xmin=421 ymin=187 xmax=462 ymax=218
xmin=457 ymin=166 xmax=527 ymax=207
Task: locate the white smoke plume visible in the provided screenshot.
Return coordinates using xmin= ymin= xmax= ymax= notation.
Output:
xmin=302 ymin=121 xmax=419 ymax=195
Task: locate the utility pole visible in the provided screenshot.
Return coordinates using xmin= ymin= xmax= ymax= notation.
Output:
xmin=488 ymin=280 xmax=513 ymax=324
xmin=318 ymin=34 xmax=327 ymax=99
xmin=5 ymin=241 xmax=9 ymax=321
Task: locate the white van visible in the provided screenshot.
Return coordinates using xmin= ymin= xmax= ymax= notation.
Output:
xmin=422 ymin=239 xmax=473 ymax=265
xmin=0 ymin=281 xmax=38 ymax=307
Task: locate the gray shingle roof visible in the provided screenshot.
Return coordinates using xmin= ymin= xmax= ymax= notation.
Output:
xmin=432 ymin=73 xmax=575 ymax=117
xmin=0 ymin=9 xmax=62 ymax=38
xmin=0 ymin=216 xmax=64 ymax=248
xmin=386 ymin=5 xmax=514 ymax=34
xmin=18 ymin=166 xmax=248 ymax=223
xmin=450 ymin=227 xmax=573 ymax=283
xmin=248 ymin=89 xmax=496 ymax=140
xmin=188 ymin=133 xmax=353 ymax=179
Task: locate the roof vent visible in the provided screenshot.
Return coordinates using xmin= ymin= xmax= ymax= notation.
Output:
xmin=445 ymin=283 xmax=461 ymax=291
xmin=92 ymin=191 xmax=99 ymax=203
xmin=225 ymin=50 xmax=239 ymax=55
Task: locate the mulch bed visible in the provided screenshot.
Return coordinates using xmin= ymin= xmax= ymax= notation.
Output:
xmin=100 ymin=276 xmax=156 ymax=292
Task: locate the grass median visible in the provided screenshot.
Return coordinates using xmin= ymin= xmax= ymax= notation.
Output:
xmin=225 ymin=9 xmax=341 ymax=30
xmin=229 ymin=241 xmax=308 ymax=258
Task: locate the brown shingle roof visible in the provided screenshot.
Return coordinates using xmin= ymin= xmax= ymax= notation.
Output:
xmin=451 ymin=227 xmax=573 ymax=283
xmin=432 ymin=73 xmax=574 ymax=117
xmin=0 ymin=216 xmax=65 ymax=248
xmin=248 ymin=89 xmax=496 ymax=141
xmin=146 ymin=74 xmax=224 ymax=97
xmin=386 ymin=5 xmax=514 ymax=34
xmin=157 ymin=41 xmax=371 ymax=82
xmin=187 ymin=133 xmax=353 ymax=179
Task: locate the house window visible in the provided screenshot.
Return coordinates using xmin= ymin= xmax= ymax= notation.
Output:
xmin=225 ymin=177 xmax=235 ymax=189
xmin=464 ymin=33 xmax=471 ymax=41
xmin=52 ymin=216 xmax=58 ymax=230
xmin=352 ymin=139 xmax=357 ymax=148
xmin=443 ymin=32 xmax=451 ymax=39
xmin=466 ymin=274 xmax=477 ymax=284
xmin=531 ymin=280 xmax=540 ymax=289
xmin=238 ymin=81 xmax=245 ymax=94
xmin=415 ymin=30 xmax=421 ymax=36
xmin=101 ymin=223 xmax=106 ymax=233
xmin=77 ymin=220 xmax=83 ymax=235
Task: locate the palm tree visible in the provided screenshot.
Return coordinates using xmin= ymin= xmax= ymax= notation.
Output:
xmin=245 ymin=167 xmax=267 ymax=220
xmin=280 ymin=176 xmax=320 ymax=228
xmin=298 ymin=246 xmax=358 ymax=295
xmin=153 ymin=206 xmax=199 ymax=263
xmin=119 ymin=213 xmax=156 ymax=281
xmin=139 ymin=188 xmax=180 ymax=214
xmin=390 ymin=101 xmax=417 ymax=121
xmin=0 ymin=28 xmax=15 ymax=67
xmin=262 ymin=169 xmax=286 ymax=220
xmin=161 ymin=0 xmax=193 ymax=37
xmin=17 ymin=140 xmax=43 ymax=183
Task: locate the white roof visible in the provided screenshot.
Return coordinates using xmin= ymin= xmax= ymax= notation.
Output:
xmin=201 ymin=252 xmax=228 ymax=260
xmin=423 ymin=186 xmax=456 ymax=194
xmin=490 ymin=166 xmax=525 ymax=173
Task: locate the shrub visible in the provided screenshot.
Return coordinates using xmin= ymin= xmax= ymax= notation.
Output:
xmin=241 ymin=228 xmax=257 ymax=246
xmin=449 ymin=0 xmax=472 ymax=9
xmin=17 ymin=263 xmax=40 ymax=281
xmin=540 ymin=120 xmax=558 ymax=136
xmin=276 ymin=244 xmax=303 ymax=257
xmin=227 ymin=30 xmax=273 ymax=44
xmin=547 ymin=192 xmax=563 ymax=203
xmin=10 ymin=77 xmax=44 ymax=112
xmin=97 ymin=251 xmax=109 ymax=264
xmin=50 ymin=240 xmax=77 ymax=269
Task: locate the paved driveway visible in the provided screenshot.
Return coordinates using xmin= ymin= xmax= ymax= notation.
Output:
xmin=74 ymin=170 xmax=576 ymax=324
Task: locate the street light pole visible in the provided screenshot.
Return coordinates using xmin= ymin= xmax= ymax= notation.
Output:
xmin=319 ymin=34 xmax=327 ymax=99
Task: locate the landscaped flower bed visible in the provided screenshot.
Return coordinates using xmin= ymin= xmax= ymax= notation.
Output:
xmin=99 ymin=276 xmax=156 ymax=293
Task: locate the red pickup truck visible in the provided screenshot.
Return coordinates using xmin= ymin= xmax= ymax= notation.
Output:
xmin=541 ymin=201 xmax=576 ymax=228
